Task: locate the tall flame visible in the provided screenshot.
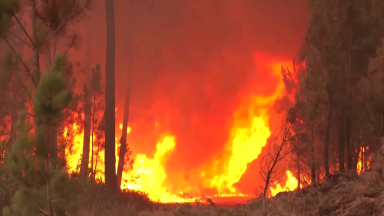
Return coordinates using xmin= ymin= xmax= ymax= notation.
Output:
xmin=122 ymin=136 xmax=191 ymax=202
xmin=63 ymin=54 xmax=302 ymax=202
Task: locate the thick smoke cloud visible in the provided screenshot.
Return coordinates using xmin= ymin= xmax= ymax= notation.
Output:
xmin=81 ymin=0 xmax=308 ymax=194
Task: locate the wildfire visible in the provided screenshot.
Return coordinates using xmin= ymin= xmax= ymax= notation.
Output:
xmin=357 ymin=146 xmax=370 ymax=175
xmin=210 ymin=113 xmax=271 ymax=193
xmin=121 ymin=136 xmax=195 ymax=202
xmin=62 ymin=54 xmax=302 ymax=203
xmin=269 ymin=171 xmax=300 ymax=197
xmin=65 ymin=123 xmax=87 ymax=174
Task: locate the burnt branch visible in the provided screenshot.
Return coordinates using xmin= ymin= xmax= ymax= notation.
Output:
xmin=260 ymin=111 xmax=294 ymax=198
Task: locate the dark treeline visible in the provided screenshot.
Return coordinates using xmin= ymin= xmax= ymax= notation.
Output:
xmin=270 ymin=0 xmax=384 ymax=191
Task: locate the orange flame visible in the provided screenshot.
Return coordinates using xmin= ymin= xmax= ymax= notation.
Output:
xmin=63 ymin=54 xmax=299 ymax=203
xmin=357 ymin=146 xmax=370 ymax=175
xmin=122 ymin=136 xmax=195 ymax=202
xmin=269 ymin=171 xmax=300 ymax=197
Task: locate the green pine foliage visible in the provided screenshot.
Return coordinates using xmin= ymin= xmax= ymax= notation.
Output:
xmin=2 ymin=53 xmax=84 ymax=216
xmin=34 ymin=53 xmax=72 ymax=123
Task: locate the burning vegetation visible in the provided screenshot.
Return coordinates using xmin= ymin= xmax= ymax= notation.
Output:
xmin=0 ymin=0 xmax=384 ymax=216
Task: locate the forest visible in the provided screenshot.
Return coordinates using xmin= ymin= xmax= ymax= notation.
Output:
xmin=1 ymin=0 xmax=384 ymax=216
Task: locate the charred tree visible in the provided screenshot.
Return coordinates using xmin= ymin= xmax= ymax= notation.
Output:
xmin=309 ymin=123 xmax=316 ymax=186
xmin=104 ymin=0 xmax=117 ymax=190
xmin=338 ymin=117 xmax=345 ymax=173
xmin=89 ymin=64 xmax=102 ymax=180
xmin=324 ymin=106 xmax=332 ymax=177
xmin=296 ymin=156 xmax=301 ymax=189
xmin=260 ymin=107 xmax=295 ymax=198
xmin=116 ymin=76 xmax=132 ymax=188
xmin=81 ymin=18 xmax=93 ymax=177
xmin=345 ymin=112 xmax=352 ymax=172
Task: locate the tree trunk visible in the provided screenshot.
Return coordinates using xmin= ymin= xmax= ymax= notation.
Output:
xmin=43 ymin=44 xmax=52 ymax=70
xmin=345 ymin=17 xmax=353 ymax=172
xmin=352 ymin=142 xmax=359 ymax=173
xmin=104 ymin=0 xmax=117 ymax=190
xmin=91 ymin=92 xmax=96 ymax=180
xmin=117 ymin=78 xmax=132 ymax=188
xmin=310 ymin=124 xmax=316 ymax=186
xmin=338 ymin=116 xmax=345 ymax=173
xmin=296 ymin=155 xmax=301 ymax=190
xmin=10 ymin=106 xmax=17 ymax=142
xmin=43 ymin=44 xmax=58 ymax=164
xmin=81 ymin=19 xmax=92 ymax=177
xmin=31 ymin=0 xmax=44 ymax=172
xmin=31 ymin=0 xmax=40 ymax=86
xmin=10 ymin=80 xmax=18 ymax=143
xmin=324 ymin=106 xmax=332 ymax=177
xmin=380 ymin=112 xmax=384 ymax=153
xmin=345 ymin=115 xmax=352 ymax=171
xmin=81 ymin=89 xmax=91 ymax=176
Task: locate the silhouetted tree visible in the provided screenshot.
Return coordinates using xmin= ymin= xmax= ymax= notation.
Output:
xmin=117 ymin=70 xmax=134 ymax=188
xmin=80 ymin=17 xmax=93 ymax=177
xmin=260 ymin=107 xmax=296 ymax=198
xmin=104 ymin=0 xmax=117 ymax=190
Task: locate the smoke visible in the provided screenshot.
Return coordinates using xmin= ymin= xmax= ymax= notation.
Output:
xmin=80 ymin=0 xmax=308 ymax=195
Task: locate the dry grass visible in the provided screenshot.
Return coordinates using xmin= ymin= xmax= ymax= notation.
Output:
xmin=73 ymin=171 xmax=384 ymax=216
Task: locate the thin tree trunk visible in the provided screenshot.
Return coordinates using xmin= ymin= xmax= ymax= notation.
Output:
xmin=380 ymin=112 xmax=384 ymax=152
xmin=117 ymin=75 xmax=132 ymax=187
xmin=104 ymin=0 xmax=117 ymax=190
xmin=296 ymin=155 xmax=301 ymax=190
xmin=364 ymin=146 xmax=369 ymax=171
xmin=31 ymin=0 xmax=44 ymax=172
xmin=262 ymin=122 xmax=291 ymax=198
xmin=338 ymin=116 xmax=345 ymax=173
xmin=31 ymin=0 xmax=40 ymax=86
xmin=45 ymin=115 xmax=53 ymax=216
xmin=324 ymin=106 xmax=332 ymax=177
xmin=310 ymin=124 xmax=316 ymax=186
xmin=345 ymin=116 xmax=352 ymax=171
xmin=352 ymin=142 xmax=359 ymax=173
xmin=81 ymin=19 xmax=92 ymax=177
xmin=345 ymin=17 xmax=354 ymax=172
xmin=316 ymin=166 xmax=320 ymax=184
xmin=91 ymin=92 xmax=96 ymax=181
xmin=10 ymin=90 xmax=18 ymax=143
xmin=43 ymin=44 xmax=52 ymax=70
xmin=43 ymin=43 xmax=59 ymax=164
xmin=81 ymin=90 xmax=91 ymax=176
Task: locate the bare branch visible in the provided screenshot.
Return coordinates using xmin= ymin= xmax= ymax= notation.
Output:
xmin=260 ymin=118 xmax=293 ymax=198
xmin=1 ymin=34 xmax=31 ymax=74
xmin=13 ymin=14 xmax=35 ymax=47
xmin=45 ymin=18 xmax=66 ymax=44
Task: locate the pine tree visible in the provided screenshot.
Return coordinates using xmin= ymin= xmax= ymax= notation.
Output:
xmin=296 ymin=0 xmax=384 ymax=178
xmin=2 ymin=53 xmax=81 ymax=216
xmin=0 ymin=0 xmax=91 ymax=168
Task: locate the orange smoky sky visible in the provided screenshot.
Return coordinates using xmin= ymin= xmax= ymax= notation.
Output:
xmin=72 ymin=0 xmax=309 ymax=195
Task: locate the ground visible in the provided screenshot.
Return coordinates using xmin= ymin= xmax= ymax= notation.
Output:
xmin=133 ymin=173 xmax=384 ymax=215
xmin=77 ymin=170 xmax=384 ymax=216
